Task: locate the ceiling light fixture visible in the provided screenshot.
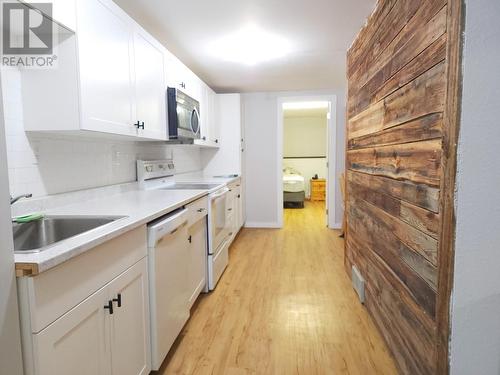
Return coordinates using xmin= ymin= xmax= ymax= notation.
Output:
xmin=208 ymin=24 xmax=292 ymax=66
xmin=283 ymin=101 xmax=329 ymax=110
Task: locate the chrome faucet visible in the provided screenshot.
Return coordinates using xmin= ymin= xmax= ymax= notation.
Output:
xmin=10 ymin=193 xmax=32 ymax=205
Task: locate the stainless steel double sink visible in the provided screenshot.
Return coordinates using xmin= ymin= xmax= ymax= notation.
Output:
xmin=13 ymin=216 xmax=125 ymax=253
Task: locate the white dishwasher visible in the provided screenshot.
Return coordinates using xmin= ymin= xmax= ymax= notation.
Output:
xmin=147 ymin=208 xmax=190 ymax=371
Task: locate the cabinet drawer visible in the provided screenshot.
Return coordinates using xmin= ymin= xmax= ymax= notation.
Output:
xmin=19 ymin=226 xmax=147 ymax=333
xmin=186 ymin=196 xmax=208 ymax=226
xmin=227 ymin=179 xmax=241 ymax=191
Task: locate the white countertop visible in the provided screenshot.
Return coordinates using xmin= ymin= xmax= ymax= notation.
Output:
xmin=14 ymin=188 xmax=211 ymax=275
xmin=14 ymin=173 xmax=241 ymax=275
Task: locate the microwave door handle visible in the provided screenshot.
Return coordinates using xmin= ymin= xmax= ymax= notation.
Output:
xmin=190 ymin=108 xmax=200 ymax=136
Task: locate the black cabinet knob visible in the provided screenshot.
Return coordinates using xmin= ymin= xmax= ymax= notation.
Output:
xmin=104 ymin=300 xmax=113 ymax=315
xmin=188 ymin=235 xmax=192 ymax=243
xmin=113 ymin=293 xmax=122 ymax=308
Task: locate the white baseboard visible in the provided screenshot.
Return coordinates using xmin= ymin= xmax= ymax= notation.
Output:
xmin=329 ymin=222 xmax=342 ymax=230
xmin=244 ymin=222 xmax=281 ymax=229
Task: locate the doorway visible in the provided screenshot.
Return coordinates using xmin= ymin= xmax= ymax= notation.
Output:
xmin=277 ymin=96 xmax=336 ymax=228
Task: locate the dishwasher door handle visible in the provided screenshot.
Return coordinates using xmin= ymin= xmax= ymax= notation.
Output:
xmin=148 ymin=208 xmax=188 ymax=246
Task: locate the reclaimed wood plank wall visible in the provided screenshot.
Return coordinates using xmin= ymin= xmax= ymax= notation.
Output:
xmin=345 ymin=0 xmax=463 ymax=373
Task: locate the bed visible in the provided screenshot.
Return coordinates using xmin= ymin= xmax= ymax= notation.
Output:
xmin=283 ymin=168 xmax=305 ymax=208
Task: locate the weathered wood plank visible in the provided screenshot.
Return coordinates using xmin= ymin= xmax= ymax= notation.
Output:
xmin=348 ymin=112 xmax=443 ymax=151
xmin=348 ymin=175 xmax=440 ymax=238
xmin=350 ymin=1 xmax=447 ymax=96
xmin=346 ymin=234 xmax=437 ymax=375
xmin=348 ymin=195 xmax=438 ymax=265
xmin=350 ymin=34 xmax=447 ymax=118
xmin=347 ymin=170 xmax=440 ymax=213
xmin=436 ymin=1 xmax=464 ymax=374
xmin=347 ymin=0 xmax=398 ymax=76
xmin=348 ymin=61 xmax=446 ymax=140
xmin=348 ymin=199 xmax=438 ymax=298
xmin=348 ymin=0 xmax=423 ymax=80
xmin=347 ymin=138 xmax=442 ymax=187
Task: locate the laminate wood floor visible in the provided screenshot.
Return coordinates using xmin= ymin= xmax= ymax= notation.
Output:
xmin=158 ymin=201 xmax=398 ymax=375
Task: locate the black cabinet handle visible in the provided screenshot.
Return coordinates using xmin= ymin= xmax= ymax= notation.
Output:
xmin=104 ymin=300 xmax=113 ymax=315
xmin=202 ymin=136 xmax=206 ymax=141
xmin=197 ymin=208 xmax=205 ymax=212
xmin=180 ymin=82 xmax=186 ymax=89
xmin=228 ymin=208 xmax=233 ymax=211
xmin=139 ymin=121 xmax=145 ymax=129
xmin=113 ymin=293 xmax=122 ymax=308
xmin=215 ymin=139 xmax=219 ymax=143
xmin=188 ymin=235 xmax=192 ymax=244
xmin=237 ymin=194 xmax=241 ymax=198
xmin=135 ymin=121 xmax=145 ymax=129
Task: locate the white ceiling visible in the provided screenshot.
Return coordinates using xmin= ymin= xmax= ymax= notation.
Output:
xmin=114 ymin=0 xmax=375 ymax=93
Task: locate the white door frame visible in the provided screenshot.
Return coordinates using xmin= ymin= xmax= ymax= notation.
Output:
xmin=277 ymin=95 xmax=337 ymax=228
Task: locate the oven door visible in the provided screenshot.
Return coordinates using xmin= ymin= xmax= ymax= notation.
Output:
xmin=210 ymin=188 xmax=230 ymax=253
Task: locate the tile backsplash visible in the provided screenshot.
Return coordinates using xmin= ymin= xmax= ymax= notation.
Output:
xmin=2 ymin=69 xmax=202 ymax=198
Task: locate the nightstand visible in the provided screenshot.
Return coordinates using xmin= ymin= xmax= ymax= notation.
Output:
xmin=310 ymin=179 xmax=326 ymax=201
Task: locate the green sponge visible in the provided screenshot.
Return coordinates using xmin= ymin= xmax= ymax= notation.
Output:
xmin=13 ymin=213 xmax=45 ymax=223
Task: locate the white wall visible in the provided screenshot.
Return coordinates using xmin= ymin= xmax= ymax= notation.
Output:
xmin=242 ymin=89 xmax=346 ymax=227
xmin=202 ymin=94 xmax=242 ymax=176
xmin=450 ymin=1 xmax=500 ymax=374
xmin=2 ymin=69 xmax=203 ymax=199
xmin=0 ymin=72 xmax=24 ymax=375
xmin=283 ymin=115 xmax=327 ymax=157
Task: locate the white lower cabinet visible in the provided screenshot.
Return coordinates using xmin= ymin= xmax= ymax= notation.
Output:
xmin=32 ymin=258 xmax=150 ymax=375
xmin=185 ymin=197 xmax=208 ymax=307
xmin=227 ymin=180 xmax=243 ymax=242
xmin=188 ymin=217 xmax=207 ymax=308
xmin=34 ymin=286 xmax=111 ymax=375
xmin=17 ymin=226 xmax=150 ymax=375
xmin=108 ymin=259 xmax=150 ymax=375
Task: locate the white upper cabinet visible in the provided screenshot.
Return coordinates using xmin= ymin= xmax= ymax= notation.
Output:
xmin=21 ymin=0 xmax=168 ymax=141
xmin=77 ymin=0 xmax=137 ymax=137
xmin=133 ymin=28 xmax=167 ymax=140
xmin=19 ymin=0 xmax=215 ymax=143
xmin=165 ymin=52 xmax=201 ymax=102
xmin=195 ymin=83 xmax=220 ymax=148
xmin=18 ymin=0 xmax=77 ymax=32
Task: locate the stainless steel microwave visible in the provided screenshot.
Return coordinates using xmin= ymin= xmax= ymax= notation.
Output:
xmin=167 ymin=88 xmax=201 ymax=141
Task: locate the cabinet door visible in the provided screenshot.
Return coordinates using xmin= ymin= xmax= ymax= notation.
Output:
xmin=34 ymin=286 xmax=111 ymax=375
xmin=188 ymin=218 xmax=207 ymax=308
xmin=108 ymin=258 xmax=150 ymax=375
xmin=77 ymin=0 xmax=136 ymax=137
xmin=209 ymin=89 xmax=220 ymax=145
xmin=237 ymin=186 xmax=244 ymax=230
xmin=199 ymin=84 xmax=211 ymax=144
xmin=21 ymin=0 xmax=76 ymax=31
xmin=133 ymin=30 xmax=167 ymax=141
